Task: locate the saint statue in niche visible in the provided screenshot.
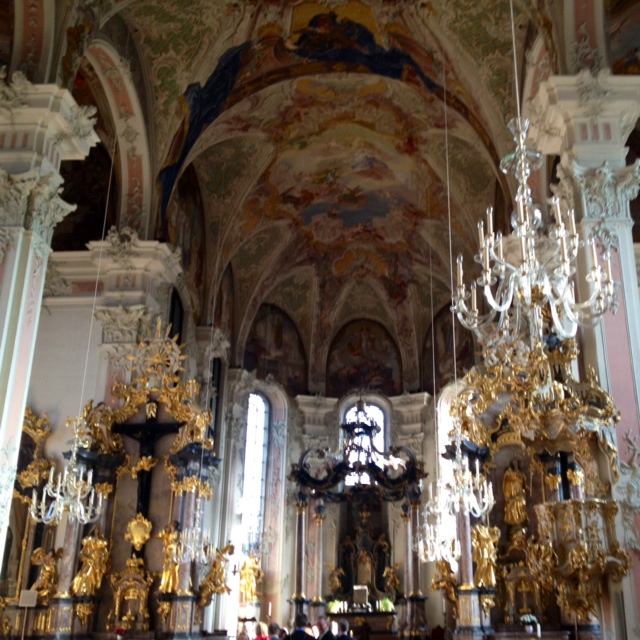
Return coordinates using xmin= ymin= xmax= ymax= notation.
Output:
xmin=356 ymin=550 xmax=373 ymax=586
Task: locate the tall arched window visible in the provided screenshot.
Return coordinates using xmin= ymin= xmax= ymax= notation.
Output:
xmin=239 ymin=393 xmax=269 ymax=548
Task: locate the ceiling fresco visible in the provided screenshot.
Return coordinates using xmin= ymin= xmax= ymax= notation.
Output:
xmin=29 ymin=0 xmax=639 ymax=395
xmin=140 ymin=0 xmax=528 ymax=393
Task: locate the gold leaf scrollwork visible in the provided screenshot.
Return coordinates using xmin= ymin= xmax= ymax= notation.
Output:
xmin=74 ymin=602 xmax=94 ymax=626
xmin=566 ymin=468 xmax=585 ymax=487
xmin=95 ymin=482 xmax=114 ymax=497
xmin=158 ymin=601 xmax=171 ymax=623
xmin=544 ymin=474 xmax=561 ymax=490
xmin=146 ymin=402 xmax=157 ymax=419
xmin=124 ymin=514 xmax=153 ymax=551
xmin=480 ymin=594 xmax=495 ymax=614
xmin=132 ymin=456 xmax=157 ymax=479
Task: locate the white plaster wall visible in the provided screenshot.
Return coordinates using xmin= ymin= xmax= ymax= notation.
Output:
xmin=27 ymin=300 xmax=102 ymax=461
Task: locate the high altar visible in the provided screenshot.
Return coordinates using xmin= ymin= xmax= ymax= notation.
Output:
xmin=289 ymin=401 xmax=427 ymax=639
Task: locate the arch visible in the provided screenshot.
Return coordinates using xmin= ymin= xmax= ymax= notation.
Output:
xmin=422 ymin=303 xmax=475 ymax=395
xmin=336 ymin=391 xmax=392 ymax=451
xmin=10 ymin=0 xmax=55 ymax=82
xmin=327 ymin=320 xmax=402 ymax=397
xmin=243 ymin=304 xmax=308 ymax=398
xmin=212 ymin=263 xmax=235 ymax=347
xmin=219 ymin=372 xmax=289 ymax=633
xmin=83 ymin=39 xmax=151 ymax=235
xmin=164 ymin=164 xmax=206 ymax=323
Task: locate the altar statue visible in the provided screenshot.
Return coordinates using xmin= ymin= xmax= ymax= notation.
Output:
xmin=503 ymin=461 xmax=527 ymax=527
xmin=472 ymin=525 xmax=500 ymax=588
xmin=432 ymin=559 xmax=457 ymax=617
xmin=383 ymin=564 xmax=401 ymax=600
xmin=239 ymin=553 xmax=263 ymax=602
xmin=71 ymin=528 xmax=110 ymax=596
xmin=30 ymin=548 xmax=62 ymax=604
xmin=199 ymin=544 xmax=234 ymax=607
xmin=158 ymin=521 xmax=180 ymax=594
xmin=325 ymin=563 xmax=345 ymax=594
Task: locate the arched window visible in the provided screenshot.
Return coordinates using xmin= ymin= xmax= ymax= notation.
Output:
xmin=342 ymin=401 xmax=387 ymax=486
xmin=239 ymin=393 xmax=269 ymax=549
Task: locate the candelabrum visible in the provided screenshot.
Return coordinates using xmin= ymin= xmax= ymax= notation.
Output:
xmin=453 ymin=118 xmax=616 ymax=362
xmin=30 ymin=417 xmax=104 ymax=525
xmin=443 ymin=430 xmax=495 ymax=519
xmin=418 ymin=508 xmax=461 ymax=564
xmin=177 ymin=526 xmax=216 ymax=564
xmin=418 ymin=430 xmax=493 ymax=563
xmin=176 ymin=496 xmax=216 ymax=564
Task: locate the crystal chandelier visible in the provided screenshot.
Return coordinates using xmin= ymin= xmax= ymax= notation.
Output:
xmin=453 ymin=117 xmax=615 ymax=359
xmin=30 ymin=416 xmax=104 ymax=525
xmin=418 ymin=504 xmax=461 ymax=564
xmin=175 ymin=495 xmax=216 ymax=564
xmin=177 ymin=527 xmax=215 ymax=564
xmin=418 ymin=428 xmax=493 ymax=564
xmin=423 ymin=428 xmax=494 ymax=522
xmin=445 ymin=430 xmax=494 ymax=518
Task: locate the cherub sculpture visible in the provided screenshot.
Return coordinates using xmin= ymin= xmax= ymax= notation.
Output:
xmin=199 ymin=544 xmax=234 ymax=607
xmin=30 ymin=547 xmax=62 ymax=604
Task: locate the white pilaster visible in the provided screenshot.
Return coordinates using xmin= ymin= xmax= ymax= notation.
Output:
xmin=0 ymin=71 xmax=98 ymax=560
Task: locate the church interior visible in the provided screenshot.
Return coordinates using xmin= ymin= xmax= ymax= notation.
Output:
xmin=1 ymin=1 xmax=640 ymax=640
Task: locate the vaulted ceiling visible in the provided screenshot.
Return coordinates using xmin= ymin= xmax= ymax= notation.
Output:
xmin=13 ymin=0 xmax=638 ymax=395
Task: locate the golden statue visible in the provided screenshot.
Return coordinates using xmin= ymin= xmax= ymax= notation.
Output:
xmin=471 ymin=525 xmax=500 ymax=588
xmin=325 ymin=563 xmax=345 ymax=594
xmin=30 ymin=548 xmax=62 ymax=604
xmin=72 ymin=528 xmax=110 ymax=596
xmin=199 ymin=544 xmax=234 ymax=607
xmin=158 ymin=521 xmax=180 ymax=594
xmin=432 ymin=559 xmax=457 ymax=617
xmin=239 ymin=553 xmax=263 ymax=602
xmin=503 ymin=461 xmax=527 ymax=527
xmin=383 ymin=564 xmax=401 ymax=599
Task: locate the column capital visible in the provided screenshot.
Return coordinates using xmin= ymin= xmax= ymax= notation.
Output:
xmin=0 ymin=170 xmax=76 ymax=244
xmin=0 ymin=71 xmax=99 ymax=174
xmin=94 ymin=304 xmax=149 ymax=345
xmin=528 ymin=71 xmax=640 ymax=166
xmin=555 ymin=157 xmax=640 ymax=224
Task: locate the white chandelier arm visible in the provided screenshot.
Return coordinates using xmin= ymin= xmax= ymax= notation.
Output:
xmin=483 ymin=276 xmax=517 ymax=313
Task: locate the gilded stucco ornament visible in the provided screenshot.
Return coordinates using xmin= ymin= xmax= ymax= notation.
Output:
xmin=452 ymin=337 xmax=620 ymax=483
xmin=109 ymin=319 xmax=209 ymax=431
xmin=108 ymin=557 xmax=153 ymax=631
xmin=16 ymin=408 xmax=54 ymax=490
xmin=124 ymin=513 xmax=153 ymax=551
xmin=131 ymin=456 xmax=157 ymax=479
xmin=431 ymin=559 xmax=458 ymax=617
xmin=75 ymin=400 xmax=125 ymax=455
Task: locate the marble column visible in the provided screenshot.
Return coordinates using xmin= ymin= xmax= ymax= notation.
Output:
xmin=408 ymin=498 xmax=428 ymax=639
xmin=310 ymin=498 xmax=326 ymax=618
xmin=0 ymin=72 xmax=97 ymax=561
xmin=292 ymin=491 xmax=309 ymax=616
xmin=47 ymin=518 xmax=81 ymax=637
xmin=542 ymin=454 xmax=562 ymax=503
xmin=455 ymin=483 xmax=482 ymax=640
